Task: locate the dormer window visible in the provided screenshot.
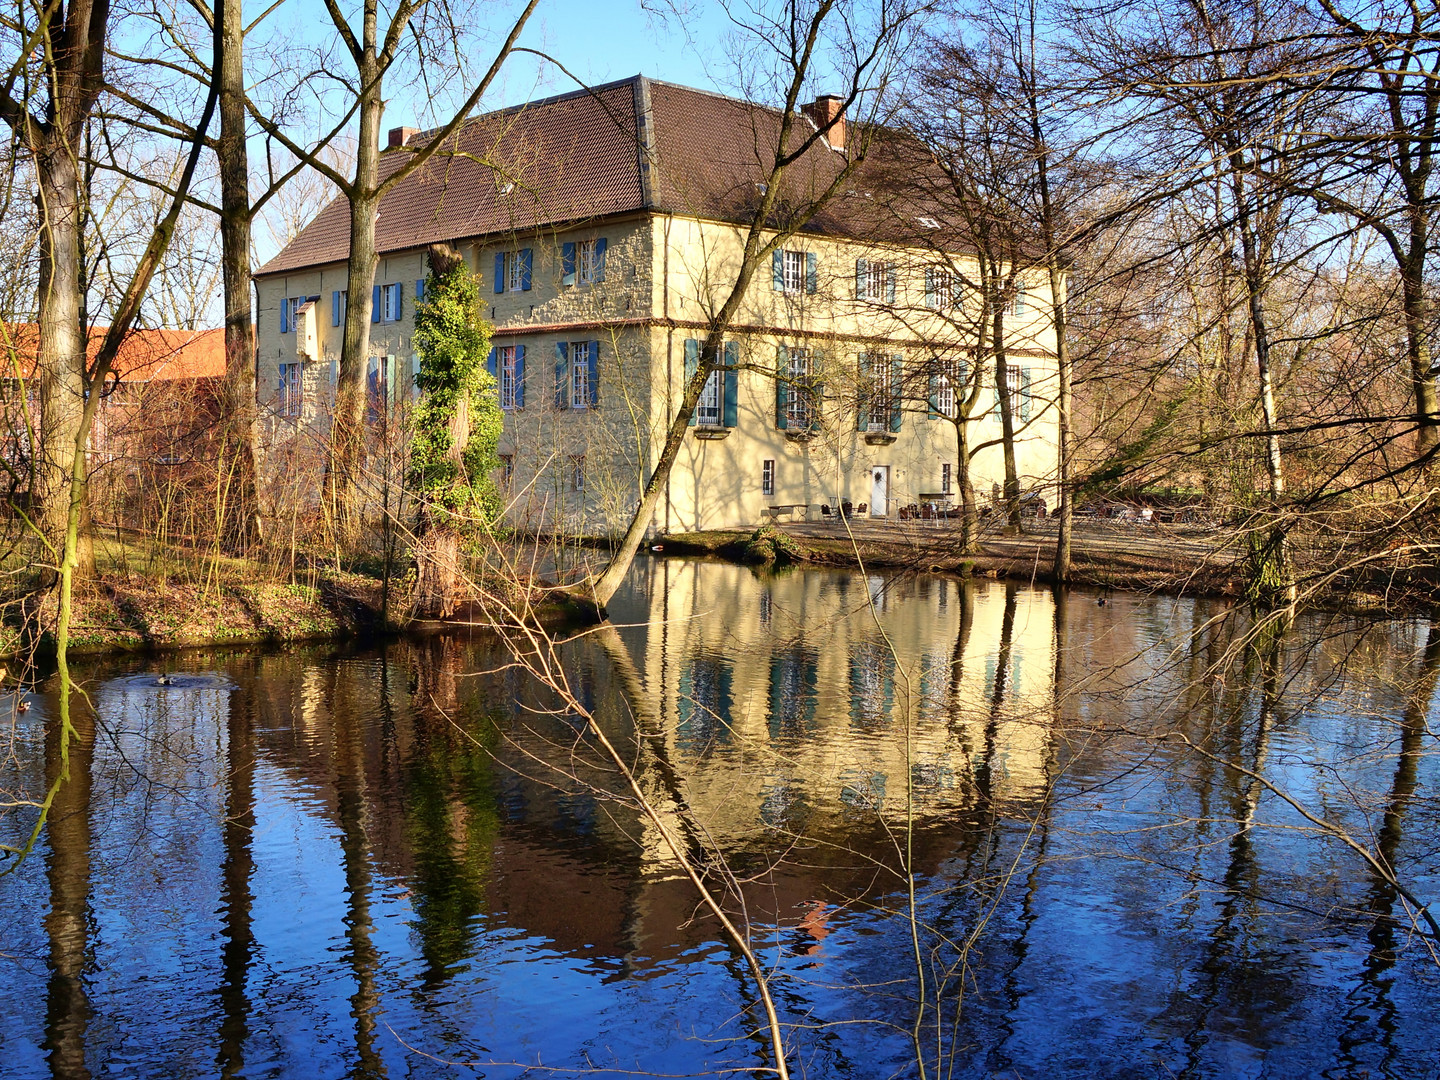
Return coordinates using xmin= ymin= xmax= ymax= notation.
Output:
xmin=918 ymin=216 xmax=941 ymax=229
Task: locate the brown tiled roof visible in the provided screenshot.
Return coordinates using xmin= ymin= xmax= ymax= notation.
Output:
xmin=2 ymin=324 xmax=225 ymax=381
xmin=257 ymin=76 xmax=963 ymax=277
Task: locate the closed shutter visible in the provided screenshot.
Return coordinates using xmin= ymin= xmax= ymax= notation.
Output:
xmin=562 ymin=242 xmax=576 ymax=287
xmin=1021 ymin=367 xmax=1032 ymax=421
xmin=410 ymin=354 xmax=421 ymax=399
xmin=371 ymin=284 xmax=381 ymax=323
xmin=886 ymin=265 xmax=897 ymax=305
xmin=857 ymin=354 xmax=871 ymax=430
xmin=723 ymin=340 xmax=739 ymax=428
xmin=332 ymin=291 xmax=341 ymax=326
xmin=928 ymin=371 xmax=939 ymax=419
xmin=773 ymin=250 xmax=784 ymax=291
xmin=486 ymin=347 xmax=497 ymax=380
xmin=856 ymin=258 xmax=868 ymax=299
xmin=415 ymin=279 xmax=425 ymax=300
xmin=684 ymin=338 xmax=699 ymax=427
xmin=774 ymin=344 xmax=789 ymax=429
xmin=593 ymin=238 xmax=608 ymax=282
xmin=889 ymin=357 xmax=903 ymax=432
xmin=520 ymin=249 xmax=533 ymax=291
xmin=806 ymin=252 xmax=818 ymax=294
xmin=280 ymin=298 xmax=289 ymax=334
xmin=924 ymin=269 xmax=935 ymax=309
xmin=586 ymin=340 xmax=599 ymax=405
xmin=494 ymin=253 xmax=505 ymax=293
xmin=514 ymin=345 xmax=526 ymax=409
xmin=554 ymin=342 xmax=569 ymax=408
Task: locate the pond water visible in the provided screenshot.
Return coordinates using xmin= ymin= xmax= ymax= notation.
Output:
xmin=1 ymin=558 xmax=1437 ymax=1079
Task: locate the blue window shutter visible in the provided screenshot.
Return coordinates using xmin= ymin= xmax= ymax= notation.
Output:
xmin=809 ymin=350 xmax=825 ymax=432
xmin=594 ymin=238 xmax=607 ymax=282
xmin=723 ymin=341 xmax=739 ymax=428
xmin=371 ymin=285 xmax=381 ymax=323
xmin=587 ymin=340 xmax=599 ymax=405
xmin=684 ymin=339 xmax=699 ymax=426
xmin=280 ymin=298 xmax=289 ymax=334
xmin=924 ymin=269 xmax=935 ymax=309
xmin=520 ymin=249 xmax=533 ymax=291
xmin=486 ymin=347 xmax=497 ymax=380
xmin=555 ymin=343 xmax=569 ymax=408
xmin=806 ymin=252 xmax=818 ymax=294
xmin=332 ymin=291 xmax=341 ymax=326
xmin=514 ymin=345 xmax=526 ymax=409
xmin=774 ymin=344 xmax=788 ymax=430
xmin=562 ymin=242 xmax=576 ymax=287
xmin=773 ymin=250 xmax=784 ymax=291
xmin=392 ymin=283 xmax=402 ymax=320
xmin=416 ymin=279 xmax=425 ymax=300
xmin=887 ymin=265 xmax=897 ymax=305
xmin=495 ymin=253 xmax=505 ymax=293
xmin=856 ymin=258 xmax=867 ymax=299
xmin=890 ymin=357 xmax=904 ymax=432
xmin=1021 ymin=367 xmax=1032 ymax=421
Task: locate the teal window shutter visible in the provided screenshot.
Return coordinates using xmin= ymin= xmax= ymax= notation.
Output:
xmin=410 ymin=354 xmax=421 ymax=398
xmin=723 ymin=340 xmax=739 ymax=427
xmin=855 ymin=258 xmax=867 ymax=298
xmin=494 ymin=253 xmax=505 ymax=293
xmin=889 ymin=357 xmax=903 ymax=432
xmin=594 ymin=238 xmax=608 ymax=282
xmin=886 ymin=265 xmax=897 ymax=305
xmin=555 ymin=342 xmax=569 ymax=408
xmin=520 ymin=249 xmax=533 ymax=291
xmin=371 ymin=284 xmax=381 ymax=323
xmin=775 ymin=344 xmax=789 ymax=429
xmin=773 ymin=250 xmax=784 ymax=291
xmin=806 ymin=252 xmax=817 ymax=294
xmin=928 ymin=371 xmax=939 ymax=419
xmin=332 ymin=291 xmax=341 ymax=326
xmin=857 ymin=354 xmax=871 ymax=430
xmin=810 ymin=350 xmax=825 ymax=431
xmin=587 ymin=340 xmax=599 ymax=405
xmin=684 ymin=338 xmax=699 ymax=427
xmin=924 ymin=269 xmax=935 ymax=309
xmin=514 ymin=345 xmax=526 ymax=409
xmin=1021 ymin=367 xmax=1032 ymax=421
xmin=562 ymin=242 xmax=576 ymax=286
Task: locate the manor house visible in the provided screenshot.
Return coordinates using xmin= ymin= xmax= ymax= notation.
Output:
xmin=254 ymin=75 xmax=1060 ymax=534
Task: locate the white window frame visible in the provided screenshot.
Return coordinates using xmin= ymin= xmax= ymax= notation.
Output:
xmin=506 ymin=251 xmax=525 ymax=293
xmin=569 ymin=341 xmax=591 ymax=409
xmin=696 ymin=368 xmax=722 ymax=426
xmin=867 ymin=355 xmax=894 ymax=429
xmin=932 ymin=269 xmax=955 ymax=309
xmin=577 ymin=240 xmax=600 ymax=286
xmin=1008 ymin=281 xmax=1027 ymax=316
xmin=935 ymin=370 xmax=956 ymax=419
xmin=861 ymin=261 xmax=888 ymax=303
xmin=570 ymin=454 xmax=585 ymax=492
xmin=782 ymin=249 xmax=806 ymax=294
xmin=283 ymin=297 xmax=301 ymax=332
xmin=1003 ymin=362 xmax=1022 ymax=417
xmin=278 ymin=362 xmax=302 ymax=418
xmin=382 ymin=283 xmax=401 ymax=322
xmin=786 ymin=347 xmax=813 ymax=429
xmin=499 ymin=345 xmax=517 ymax=410
xmin=762 ymin=459 xmax=775 ymax=497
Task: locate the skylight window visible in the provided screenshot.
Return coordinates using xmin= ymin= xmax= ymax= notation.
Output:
xmin=918 ymin=216 xmax=941 ymax=229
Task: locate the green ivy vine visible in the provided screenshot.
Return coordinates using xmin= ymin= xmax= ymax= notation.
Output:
xmin=409 ymin=261 xmax=503 ymax=529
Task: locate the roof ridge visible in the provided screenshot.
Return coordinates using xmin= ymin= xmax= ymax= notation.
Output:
xmin=391 ymin=74 xmax=645 ymax=149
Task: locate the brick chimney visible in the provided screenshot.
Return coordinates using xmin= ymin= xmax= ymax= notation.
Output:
xmin=387 ymin=126 xmax=418 ymax=149
xmin=803 ymin=95 xmax=845 ymax=151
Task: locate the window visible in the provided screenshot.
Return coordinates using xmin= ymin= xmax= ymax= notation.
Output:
xmin=696 ymin=366 xmax=722 ymax=426
xmin=570 ymin=454 xmax=585 ymax=492
xmin=928 ymin=268 xmax=956 ymax=309
xmin=942 ymin=462 xmax=952 ymax=495
xmin=932 ymin=358 xmax=963 ymax=419
xmin=918 ymin=215 xmax=941 ymax=229
xmin=783 ymin=250 xmax=806 ymax=293
xmin=332 ymin=290 xmax=347 ymax=327
xmin=861 ymin=354 xmax=899 ymax=430
xmin=570 ymin=341 xmax=591 ymax=408
xmin=381 ymin=282 xmax=402 ymax=322
xmin=762 ymin=459 xmax=775 ymax=497
xmin=1008 ymin=280 xmax=1027 ymax=316
xmin=281 ymin=296 xmax=301 ymax=333
xmin=495 ymin=248 xmax=533 ymax=293
xmin=857 ymin=259 xmax=893 ymax=303
xmin=577 ymin=240 xmax=602 ymax=285
xmin=786 ymin=347 xmax=814 ymax=429
xmin=278 ymin=362 xmax=302 ymax=418
xmin=773 ymin=248 xmax=816 ymax=294
xmin=999 ymin=362 xmax=1028 ymax=420
xmin=499 ymin=346 xmax=518 ymax=410
xmin=499 ymin=454 xmax=514 ymax=488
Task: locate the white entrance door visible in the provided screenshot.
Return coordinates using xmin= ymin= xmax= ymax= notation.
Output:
xmin=870 ymin=466 xmax=889 ymax=516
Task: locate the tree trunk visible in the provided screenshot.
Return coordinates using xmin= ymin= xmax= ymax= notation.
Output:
xmin=217 ymin=0 xmax=260 ymax=551
xmin=954 ymin=418 xmax=977 ymax=553
xmin=993 ymin=298 xmax=1021 ymax=533
xmin=1401 ymin=259 xmax=1439 ymax=464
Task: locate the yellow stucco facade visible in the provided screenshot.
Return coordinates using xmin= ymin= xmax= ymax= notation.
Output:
xmin=254 ymin=210 xmax=1060 ymax=535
